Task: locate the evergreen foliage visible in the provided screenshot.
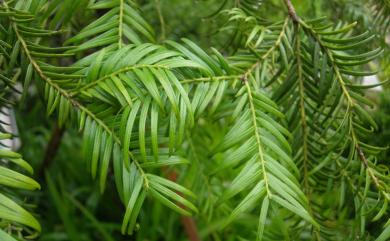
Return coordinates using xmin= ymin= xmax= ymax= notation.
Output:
xmin=0 ymin=0 xmax=389 ymax=240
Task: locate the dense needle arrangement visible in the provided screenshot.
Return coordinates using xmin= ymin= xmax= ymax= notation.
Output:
xmin=0 ymin=0 xmax=389 ymax=240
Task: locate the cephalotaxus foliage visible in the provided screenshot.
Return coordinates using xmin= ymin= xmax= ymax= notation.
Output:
xmin=0 ymin=0 xmax=389 ymax=240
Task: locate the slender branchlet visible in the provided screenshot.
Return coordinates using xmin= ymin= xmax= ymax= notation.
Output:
xmin=283 ymin=0 xmax=299 ymax=22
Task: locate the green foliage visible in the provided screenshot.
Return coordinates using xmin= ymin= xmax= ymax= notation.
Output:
xmin=0 ymin=0 xmax=389 ymax=240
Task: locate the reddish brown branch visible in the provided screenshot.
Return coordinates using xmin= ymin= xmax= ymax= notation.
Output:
xmin=38 ymin=123 xmax=65 ymax=178
xmin=283 ymin=0 xmax=299 ymax=22
xmin=167 ymin=170 xmax=202 ymax=241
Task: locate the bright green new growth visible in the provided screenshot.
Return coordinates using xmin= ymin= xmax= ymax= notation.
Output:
xmin=0 ymin=0 xmax=389 ymax=240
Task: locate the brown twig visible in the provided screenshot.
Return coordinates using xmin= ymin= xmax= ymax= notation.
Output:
xmin=167 ymin=170 xmax=202 ymax=241
xmin=38 ymin=123 xmax=65 ymax=178
xmin=283 ymin=0 xmax=299 ymax=22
